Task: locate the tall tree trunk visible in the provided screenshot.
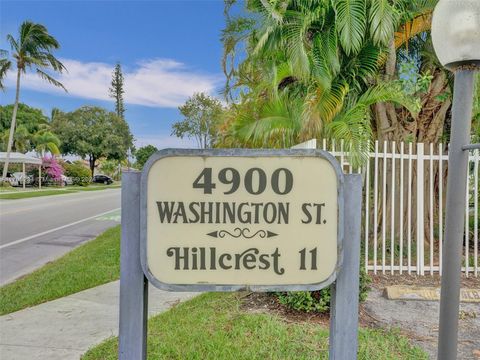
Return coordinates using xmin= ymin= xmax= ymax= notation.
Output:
xmin=89 ymin=155 xmax=96 ymax=178
xmin=2 ymin=68 xmax=21 ymax=179
xmin=375 ymin=39 xmax=398 ymax=141
xmin=417 ymin=71 xmax=451 ymax=143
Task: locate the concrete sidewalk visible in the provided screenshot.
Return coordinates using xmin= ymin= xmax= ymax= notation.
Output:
xmin=0 ymin=280 xmax=197 ymax=360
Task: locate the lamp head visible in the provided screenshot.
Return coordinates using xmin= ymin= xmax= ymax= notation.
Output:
xmin=431 ymin=0 xmax=480 ymax=70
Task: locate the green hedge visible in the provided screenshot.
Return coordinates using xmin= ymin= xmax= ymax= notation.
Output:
xmin=65 ymin=162 xmax=91 ymax=186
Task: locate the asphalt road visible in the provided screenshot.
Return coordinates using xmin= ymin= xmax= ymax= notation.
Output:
xmin=0 ymin=188 xmax=121 ymax=285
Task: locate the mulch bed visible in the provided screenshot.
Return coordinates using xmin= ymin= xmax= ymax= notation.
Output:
xmin=239 ymin=273 xmax=479 ymax=329
xmin=239 ymin=292 xmax=378 ymax=328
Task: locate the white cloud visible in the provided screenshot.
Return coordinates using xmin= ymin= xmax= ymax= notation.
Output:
xmin=4 ymin=58 xmax=222 ymax=108
xmin=134 ymin=135 xmax=198 ymax=150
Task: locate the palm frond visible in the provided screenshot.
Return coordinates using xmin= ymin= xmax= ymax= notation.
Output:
xmin=36 ymin=69 xmax=67 ymax=92
xmin=394 ymin=13 xmax=432 ymax=50
xmin=232 ymin=94 xmax=303 ymax=147
xmin=356 ymin=82 xmax=417 ymax=114
xmin=334 ymin=0 xmax=367 ymax=55
xmin=326 ymin=82 xmax=417 ymax=166
xmin=369 ymin=0 xmax=398 ymax=46
xmin=0 ymin=58 xmax=12 ymax=90
xmin=302 ymin=80 xmax=349 ymax=139
xmin=311 ymin=27 xmax=340 ymax=89
xmin=44 ymin=53 xmax=66 ymax=73
xmin=6 ymin=35 xmax=19 ymax=53
xmin=342 ymin=41 xmax=381 ymax=92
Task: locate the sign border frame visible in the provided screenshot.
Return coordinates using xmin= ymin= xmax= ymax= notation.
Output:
xmin=140 ymin=148 xmax=344 ymax=292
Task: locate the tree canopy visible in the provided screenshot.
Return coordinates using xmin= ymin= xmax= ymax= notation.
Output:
xmin=134 ymin=145 xmax=158 ymax=169
xmin=219 ymin=0 xmax=447 ymax=164
xmin=0 ymin=104 xmax=61 ymax=157
xmin=52 ymin=106 xmax=133 ymax=176
xmin=171 ymin=92 xmax=224 ymax=149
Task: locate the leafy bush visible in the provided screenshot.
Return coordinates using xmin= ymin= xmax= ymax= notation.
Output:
xmin=100 ymin=160 xmax=118 ymax=178
xmin=0 ymin=180 xmax=12 ymax=188
xmin=277 ymin=288 xmax=331 ymax=313
xmin=276 ymin=268 xmax=371 ymax=313
xmin=64 ymin=162 xmax=91 ymax=186
xmin=42 ymin=156 xmax=64 ymax=183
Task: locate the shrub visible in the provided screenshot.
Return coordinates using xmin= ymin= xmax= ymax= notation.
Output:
xmin=277 ymin=288 xmax=331 ymax=313
xmin=0 ymin=180 xmax=12 ymax=188
xmin=42 ymin=156 xmax=64 ymax=184
xmin=275 ymin=268 xmax=371 ymax=313
xmin=99 ymin=160 xmax=118 ymax=178
xmin=64 ymin=162 xmax=91 ymax=186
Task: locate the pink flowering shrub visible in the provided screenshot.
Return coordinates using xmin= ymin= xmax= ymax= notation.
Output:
xmin=42 ymin=156 xmax=64 ymax=182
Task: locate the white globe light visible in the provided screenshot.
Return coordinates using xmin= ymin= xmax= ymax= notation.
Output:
xmin=431 ymin=0 xmax=480 ymax=70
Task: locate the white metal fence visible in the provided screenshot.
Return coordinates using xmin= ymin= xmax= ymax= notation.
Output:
xmin=298 ymin=139 xmax=479 ymax=277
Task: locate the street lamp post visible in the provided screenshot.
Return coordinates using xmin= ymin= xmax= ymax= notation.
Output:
xmin=431 ymin=1 xmax=480 ymax=359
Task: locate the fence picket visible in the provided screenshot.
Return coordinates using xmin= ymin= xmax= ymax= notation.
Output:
xmin=474 ymin=149 xmax=479 ymax=277
xmin=416 ymin=143 xmax=425 ymax=275
xmin=408 ymin=142 xmax=413 ymax=275
xmin=391 ymin=142 xmax=396 ymax=275
xmin=439 ymin=143 xmax=444 ymax=275
xmin=465 ymin=168 xmax=470 ymax=277
xmin=430 ymin=143 xmax=434 ymax=276
xmin=365 ymin=149 xmax=370 ymax=272
xmin=382 ymin=141 xmax=387 ymax=274
xmin=374 ymin=141 xmax=379 ymax=274
xmin=400 ymin=142 xmax=405 ymax=274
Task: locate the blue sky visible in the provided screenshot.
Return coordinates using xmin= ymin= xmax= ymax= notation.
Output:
xmin=0 ymin=0 xmax=229 ymax=149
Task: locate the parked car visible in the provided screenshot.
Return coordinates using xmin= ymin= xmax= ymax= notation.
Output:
xmin=2 ymin=172 xmax=19 ymax=187
xmin=61 ymin=174 xmax=73 ymax=186
xmin=92 ymin=174 xmax=113 ymax=185
xmin=12 ymin=172 xmax=33 ymax=186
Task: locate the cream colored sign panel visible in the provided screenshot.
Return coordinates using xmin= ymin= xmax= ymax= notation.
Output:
xmin=144 ymin=153 xmax=340 ymax=288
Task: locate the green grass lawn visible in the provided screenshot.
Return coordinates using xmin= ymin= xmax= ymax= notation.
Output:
xmin=0 ymin=189 xmax=78 ymax=199
xmin=0 ymin=226 xmax=120 ymax=315
xmin=0 ymin=224 xmax=426 ymax=359
xmin=0 ymin=184 xmax=120 ymax=199
xmin=75 ymin=184 xmax=121 ymax=191
xmin=82 ymin=292 xmax=428 ymax=360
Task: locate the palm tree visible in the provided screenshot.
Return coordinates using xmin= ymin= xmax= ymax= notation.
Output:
xmin=1 ymin=21 xmax=66 ymax=180
xmin=221 ymin=1 xmax=446 ymax=160
xmin=220 ymin=0 xmax=413 ymax=162
xmin=34 ymin=130 xmax=61 ymax=157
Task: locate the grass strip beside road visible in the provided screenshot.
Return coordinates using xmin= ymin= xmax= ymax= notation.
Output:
xmin=75 ymin=185 xmax=121 ymax=191
xmin=0 ymin=226 xmax=120 ymax=315
xmin=82 ymin=292 xmax=428 ymax=360
xmin=0 ymin=189 xmax=78 ymax=199
xmin=0 ymin=185 xmax=120 ymax=199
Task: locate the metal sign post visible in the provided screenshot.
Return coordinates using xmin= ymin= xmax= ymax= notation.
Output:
xmin=118 ymin=149 xmax=362 ymax=360
xmin=119 ymin=171 xmax=147 ymax=360
xmin=330 ymin=174 xmax=362 ymax=360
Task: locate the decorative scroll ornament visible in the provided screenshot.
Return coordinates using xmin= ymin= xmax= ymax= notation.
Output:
xmin=207 ymin=228 xmax=278 ymax=239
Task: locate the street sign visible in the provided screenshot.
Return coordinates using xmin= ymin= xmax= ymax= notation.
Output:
xmin=119 ymin=147 xmax=362 ymax=360
xmin=140 ymin=149 xmax=344 ymax=292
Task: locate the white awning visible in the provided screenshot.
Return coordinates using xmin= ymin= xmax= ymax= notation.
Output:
xmin=0 ymin=152 xmax=42 ymax=165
